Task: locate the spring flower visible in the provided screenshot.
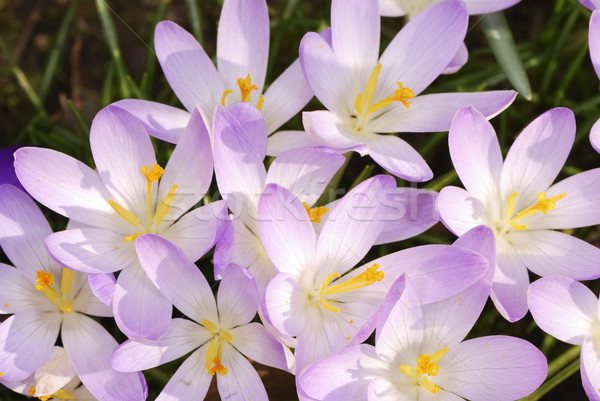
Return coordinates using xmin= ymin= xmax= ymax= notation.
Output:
xmin=14 ymin=106 xmax=226 ymax=340
xmin=298 ymin=0 xmax=516 ymax=181
xmin=258 ymin=177 xmax=488 ymax=372
xmin=299 ymin=275 xmax=547 ymax=400
xmin=111 ymin=234 xmax=288 ymax=401
xmin=529 ymin=276 xmax=600 ymax=401
xmin=588 ymin=11 xmax=600 ymax=152
xmin=0 ymin=184 xmax=146 ymax=400
xmin=112 ymin=0 xmax=313 ymax=147
xmin=438 ymin=107 xmax=600 ymax=322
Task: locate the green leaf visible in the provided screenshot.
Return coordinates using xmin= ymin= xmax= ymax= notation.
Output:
xmin=481 ymin=12 xmax=532 ymax=100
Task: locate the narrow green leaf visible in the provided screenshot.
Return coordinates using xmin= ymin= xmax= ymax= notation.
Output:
xmin=519 ymin=358 xmax=580 ymax=401
xmin=39 ymin=0 xmax=78 ymax=102
xmin=481 ymin=12 xmax=532 ymax=100
xmin=185 ymin=0 xmax=204 ymax=44
xmin=547 ymin=345 xmax=581 ymax=378
xmin=142 ymin=0 xmax=171 ymax=96
xmin=316 ymin=153 xmax=352 ymax=205
xmin=67 ymin=99 xmax=90 ymax=134
xmin=101 ymin=61 xmax=116 ymax=107
xmin=424 ymin=170 xmax=457 ymax=192
xmin=349 ymin=164 xmax=375 ymax=190
xmin=94 ymin=0 xmax=131 ymax=98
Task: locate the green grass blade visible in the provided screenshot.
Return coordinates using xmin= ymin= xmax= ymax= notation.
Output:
xmin=142 ymin=0 xmax=171 ymax=96
xmin=185 ymin=0 xmax=204 ymax=44
xmin=67 ymin=99 xmax=90 ymax=134
xmin=101 ymin=60 xmax=116 ymax=107
xmin=481 ymin=12 xmax=532 ymax=100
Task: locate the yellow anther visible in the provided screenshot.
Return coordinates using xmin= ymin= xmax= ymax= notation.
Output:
xmin=238 ymin=74 xmax=259 ymax=102
xmin=257 ymin=94 xmax=265 ymax=111
xmin=29 ymin=386 xmax=36 ymax=396
xmin=153 ymin=185 xmax=178 ymax=226
xmin=60 ymin=268 xmax=73 ymax=298
xmin=316 ymin=264 xmax=383 ymax=313
xmin=141 ymin=164 xmax=164 ymax=182
xmin=35 ymin=271 xmax=54 ymax=290
xmin=506 ymin=192 xmax=518 ymax=219
xmin=208 ymin=356 xmax=228 ymax=376
xmin=202 ymin=319 xmax=218 ymax=333
xmin=419 ymin=378 xmax=441 ymax=394
xmin=221 ymin=89 xmax=234 ymax=106
xmin=506 ymin=192 xmax=566 ymax=231
xmin=108 ymin=200 xmax=141 ymax=228
xmin=400 ymin=348 xmax=448 ymax=394
xmin=203 ymin=319 xmax=232 ymax=376
xmin=399 ymin=364 xmax=414 ymax=377
xmin=123 ymin=232 xmax=145 ymax=243
xmin=303 ymin=202 xmax=329 ymax=224
xmin=0 ymin=371 xmax=3 ymax=376
xmin=354 ymin=63 xmax=414 ymax=117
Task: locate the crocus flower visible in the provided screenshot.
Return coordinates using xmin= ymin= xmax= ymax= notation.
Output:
xmin=258 ymin=177 xmax=488 ymax=373
xmin=1 ymin=347 xmax=97 ymax=400
xmin=14 ymin=106 xmax=226 ymax=340
xmin=377 ymin=0 xmax=521 ymax=74
xmin=112 ymin=0 xmax=313 ymax=147
xmin=299 ymin=275 xmax=547 ymax=400
xmin=298 ymin=0 xmax=516 ymax=181
xmin=0 ymin=184 xmax=146 ymax=400
xmin=588 ymin=11 xmax=600 ymax=152
xmin=438 ymin=107 xmax=600 ymax=322
xmin=111 ymin=234 xmax=289 ymax=401
xmin=529 ymin=276 xmax=600 ymax=401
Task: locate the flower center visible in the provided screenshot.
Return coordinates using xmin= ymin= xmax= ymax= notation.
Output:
xmin=303 ymin=202 xmax=329 ymax=223
xmin=221 ymin=73 xmax=265 ymax=110
xmin=311 ymin=264 xmax=383 ymax=312
xmin=202 ymin=319 xmax=233 ymax=376
xmin=34 ymin=268 xmax=73 ymax=313
xmin=108 ymin=163 xmax=178 ymax=242
xmin=30 ymin=386 xmax=74 ymax=401
xmin=400 ymin=348 xmax=449 ymax=394
xmin=496 ymin=191 xmax=566 ymax=235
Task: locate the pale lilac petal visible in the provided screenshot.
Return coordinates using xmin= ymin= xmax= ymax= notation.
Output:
xmin=299 ymin=344 xmax=381 ymax=401
xmin=441 ymin=42 xmax=468 ymax=74
xmin=302 ymin=110 xmax=362 ymax=150
xmin=0 ymin=312 xmax=60 ymax=381
xmin=266 ymin=130 xmax=325 ymax=156
xmin=113 ymin=263 xmax=172 ymax=340
xmin=156 ymin=346 xmax=212 ymax=401
xmin=368 ymin=378 xmax=415 ymax=401
xmin=87 ymin=273 xmax=116 ymax=307
xmin=0 ymin=184 xmax=59 ymax=279
xmin=229 ymin=323 xmax=288 ymax=371
xmin=439 ymin=336 xmax=547 ymax=401
xmin=90 ymin=106 xmax=156 ymax=219
xmin=448 ymin=107 xmax=503 ymax=201
xmin=258 ymin=184 xmax=316 ymax=275
xmin=299 ymin=32 xmax=346 ymax=114
xmin=159 ymin=108 xmax=213 ymax=221
xmin=316 ymin=175 xmax=396 ymax=278
xmin=217 ymin=0 xmax=269 ymax=91
xmin=331 ymin=0 xmax=379 ymax=77
xmin=0 ymin=147 xmax=24 ymax=191
xmin=581 ymin=0 xmax=600 ymax=10
xmin=295 ymin=312 xmax=335 ymax=373
xmin=591 ymin=118 xmax=600 ymax=153
xmin=464 ymin=0 xmax=522 ymax=14
xmin=524 ymin=168 xmax=600 ymax=230
xmin=216 ymin=344 xmax=268 ymax=401
xmin=379 ymin=0 xmax=405 ymax=16
xmin=111 ymin=318 xmax=207 ymax=372
xmin=0 ymin=263 xmax=41 ymax=315
xmin=366 ymin=134 xmax=432 ymax=181
xmin=581 ymin=335 xmax=600 ymax=401
xmin=378 ymin=0 xmax=468 ymax=95
xmin=14 ymin=147 xmax=120 ymax=231
xmin=438 ymin=186 xmax=487 ymax=236
xmin=528 ymin=277 xmax=597 ymax=344
xmin=490 ymin=238 xmax=529 ymax=322
xmin=110 ymin=99 xmax=190 ymax=143
xmin=592 ymin=11 xmax=600 ymax=80
xmin=500 ymin=107 xmax=575 ymax=203
xmin=515 ymin=230 xmax=600 ymax=280
xmin=371 ymin=91 xmax=516 ymax=133
xmin=213 ymin=104 xmax=267 ymax=226
xmin=217 ymin=264 xmax=258 ymax=328
xmin=453 ymin=224 xmax=496 ymax=285
xmin=135 ymin=234 xmax=218 ymax=325
xmin=375 ymin=188 xmax=438 ymax=245
xmin=162 ymin=200 xmax=228 ymax=262
xmin=45 ymin=228 xmax=137 ymax=274
xmin=62 ymin=313 xmax=147 ymax=401
xmin=72 ymin=277 xmax=113 ymax=318
xmin=262 ymin=59 xmax=313 ymax=134
xmin=262 ymin=273 xmax=305 ymax=338
xmin=266 ymin=147 xmax=345 ymax=206
xmin=33 ymin=347 xmax=76 ymax=397
xmin=155 ymin=20 xmax=224 ymax=114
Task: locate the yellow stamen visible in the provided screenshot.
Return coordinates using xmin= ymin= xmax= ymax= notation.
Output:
xmin=0 ymin=371 xmax=3 ymax=376
xmin=35 ymin=271 xmax=72 ymax=313
xmin=29 ymin=386 xmax=36 ymax=396
xmin=354 ymin=63 xmax=414 ymax=116
xmin=108 ymin=200 xmax=141 ymax=227
xmin=400 ymin=348 xmax=448 ymax=394
xmin=303 ymin=202 xmax=329 ymax=223
xmin=141 ymin=164 xmax=164 ymax=182
xmin=419 ymin=378 xmax=442 ymax=394
xmin=41 ymin=389 xmax=74 ymax=400
xmin=202 ymin=319 xmax=232 ymax=376
xmin=202 ymin=319 xmax=218 ymax=333
xmin=257 ymin=94 xmax=264 ymax=111
xmin=221 ymin=89 xmax=233 ymax=106
xmin=152 ymin=185 xmax=178 ymax=226
xmin=506 ymin=192 xmax=566 ymax=231
xmin=208 ymin=356 xmax=228 ymax=376
xmin=60 ymin=268 xmax=73 ymax=298
xmin=35 ymin=271 xmax=54 ymax=291
xmin=317 ymin=264 xmax=383 ymax=312
xmin=123 ymin=232 xmax=145 ymax=243
xmin=237 ymin=73 xmax=258 ymax=102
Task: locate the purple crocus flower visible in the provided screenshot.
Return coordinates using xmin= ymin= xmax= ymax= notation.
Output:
xmin=297 ymin=0 xmax=516 ymax=181
xmin=529 ymin=276 xmax=600 ymax=401
xmin=0 ymin=184 xmax=146 ymax=400
xmin=112 ymin=0 xmax=312 ymax=146
xmin=14 ymin=106 xmax=226 ymax=340
xmin=258 ymin=177 xmax=489 ymax=373
xmin=111 ymin=234 xmax=289 ymax=401
xmin=299 ymin=274 xmax=547 ymax=400
xmin=438 ymin=107 xmax=600 ymax=322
